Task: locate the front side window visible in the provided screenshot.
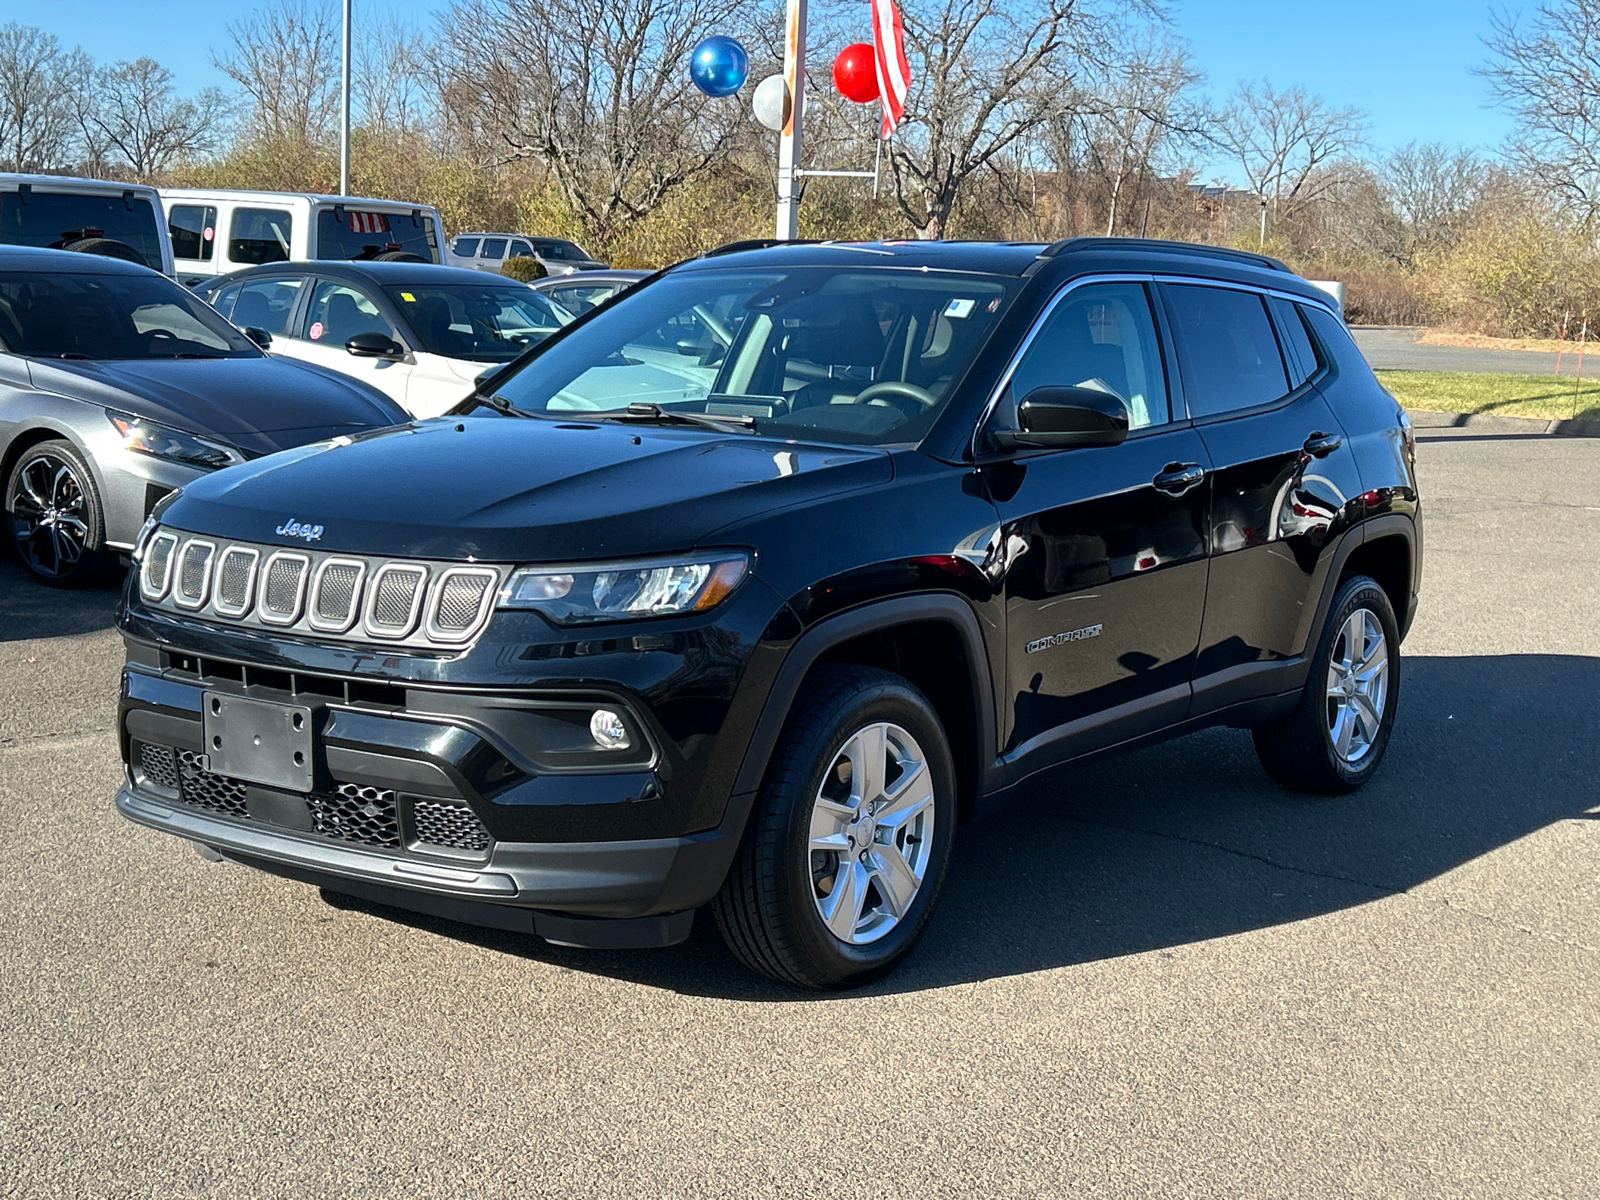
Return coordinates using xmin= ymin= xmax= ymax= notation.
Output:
xmin=229 ymin=277 xmax=305 ymax=337
xmin=1005 ymin=282 xmax=1168 ymax=430
xmin=0 ymin=271 xmax=256 ymax=359
xmin=387 ymin=283 xmax=570 ymax=361
xmin=1164 ymin=284 xmax=1290 ymax=418
xmin=229 ymin=208 xmax=293 ymax=266
xmin=208 ymin=281 xmax=243 ymax=319
xmin=0 ymin=191 xmax=165 ymax=270
xmin=314 ymin=208 xmax=439 ymax=262
xmin=479 ymin=238 xmax=508 ymax=260
xmin=169 ymin=204 xmax=217 ymax=262
xmin=303 ymin=280 xmax=395 ymax=345
xmin=488 ymin=266 xmax=1020 ymax=446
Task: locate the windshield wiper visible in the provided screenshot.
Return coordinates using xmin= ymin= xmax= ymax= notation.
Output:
xmin=469 ymin=392 xmax=535 ymax=418
xmin=610 ymin=402 xmax=755 ymax=431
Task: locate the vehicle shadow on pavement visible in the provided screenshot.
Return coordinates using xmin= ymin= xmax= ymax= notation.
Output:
xmin=329 ymin=652 xmax=1599 ymax=1000
xmin=0 ymin=556 xmax=125 ymax=641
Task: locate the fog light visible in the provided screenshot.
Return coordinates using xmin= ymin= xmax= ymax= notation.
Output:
xmin=589 ymin=709 xmax=630 ymax=750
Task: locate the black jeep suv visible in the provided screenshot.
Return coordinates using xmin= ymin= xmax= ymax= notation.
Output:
xmin=116 ymin=238 xmax=1420 ymax=988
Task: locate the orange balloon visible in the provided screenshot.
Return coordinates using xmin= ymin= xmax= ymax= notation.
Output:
xmin=833 ymin=43 xmax=879 ymax=104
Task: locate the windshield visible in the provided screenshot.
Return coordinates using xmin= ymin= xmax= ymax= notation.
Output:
xmin=487 ymin=266 xmax=1019 ymax=446
xmin=530 ymin=238 xmax=592 ymax=262
xmin=0 ymin=271 xmax=258 ymax=359
xmin=0 ymin=192 xmax=165 ymax=270
xmin=316 ymin=208 xmax=440 ymax=262
xmin=386 ymin=283 xmax=573 ymax=361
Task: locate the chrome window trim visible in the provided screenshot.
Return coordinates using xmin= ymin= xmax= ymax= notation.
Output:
xmin=424 ymin=566 xmax=500 ymax=643
xmin=171 ymin=539 xmax=217 ymax=610
xmin=257 ymin=550 xmax=311 ymax=626
xmin=364 ymin=563 xmax=430 ymax=639
xmin=139 ymin=531 xmax=179 ymax=602
xmin=307 ymin=557 xmax=367 ymax=633
xmin=210 ymin=545 xmax=261 ymax=617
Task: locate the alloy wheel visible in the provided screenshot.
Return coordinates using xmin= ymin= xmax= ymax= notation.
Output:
xmin=7 ymin=452 xmax=92 ymax=579
xmin=807 ymin=721 xmax=936 ymax=946
xmin=1325 ymin=607 xmax=1389 ymax=764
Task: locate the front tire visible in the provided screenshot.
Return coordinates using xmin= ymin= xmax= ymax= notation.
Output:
xmin=1253 ymin=574 xmax=1400 ymax=793
xmin=713 ymin=665 xmax=957 ymax=989
xmin=5 ymin=439 xmax=112 ymax=587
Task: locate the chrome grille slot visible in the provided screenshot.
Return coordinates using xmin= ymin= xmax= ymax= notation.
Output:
xmin=426 ymin=568 xmax=498 ymax=641
xmin=173 ymin=540 xmax=216 ymax=609
xmin=259 ymin=552 xmax=310 ymax=624
xmin=365 ymin=564 xmax=428 ymax=637
xmin=212 ymin=546 xmax=260 ymax=617
xmin=309 ymin=558 xmax=365 ymax=632
xmin=140 ymin=532 xmax=177 ymax=601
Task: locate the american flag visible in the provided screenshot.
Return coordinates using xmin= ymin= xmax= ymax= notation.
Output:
xmin=346 ymin=211 xmax=391 ymax=235
xmin=872 ymin=0 xmax=911 ymax=139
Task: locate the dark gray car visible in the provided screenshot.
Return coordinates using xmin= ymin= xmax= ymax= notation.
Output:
xmin=0 ymin=247 xmax=408 ymax=586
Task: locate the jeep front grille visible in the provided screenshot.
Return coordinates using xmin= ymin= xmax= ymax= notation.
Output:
xmin=412 ymin=799 xmax=492 ymax=853
xmin=137 ymin=530 xmax=506 ymax=650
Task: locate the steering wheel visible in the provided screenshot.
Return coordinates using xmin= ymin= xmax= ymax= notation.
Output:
xmin=850 ymin=381 xmax=939 ymax=415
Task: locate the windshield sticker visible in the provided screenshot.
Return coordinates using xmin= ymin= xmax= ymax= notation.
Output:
xmin=309 ymin=321 xmax=324 ymax=340
xmin=400 ymin=292 xmax=416 ymax=302
xmin=944 ymin=298 xmax=976 ymax=319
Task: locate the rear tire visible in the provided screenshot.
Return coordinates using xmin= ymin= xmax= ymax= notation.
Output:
xmin=1253 ymin=574 xmax=1399 ymax=793
xmin=712 ymin=665 xmax=956 ymax=989
xmin=4 ymin=439 xmax=112 ymax=587
xmin=60 ymin=236 xmax=145 ymax=264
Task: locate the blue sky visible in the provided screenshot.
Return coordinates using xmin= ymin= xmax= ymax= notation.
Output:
xmin=39 ymin=0 xmax=1511 ymax=177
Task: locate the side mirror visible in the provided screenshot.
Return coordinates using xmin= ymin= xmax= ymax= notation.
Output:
xmin=243 ymin=326 xmax=272 ymax=349
xmin=989 ymin=385 xmax=1129 ymax=451
xmin=345 ymin=332 xmax=404 ymax=358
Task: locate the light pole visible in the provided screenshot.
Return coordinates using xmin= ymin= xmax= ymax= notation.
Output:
xmin=339 ymin=0 xmax=352 ymax=197
xmin=775 ymin=0 xmax=807 ymax=239
xmin=1258 ymin=195 xmax=1268 ymax=251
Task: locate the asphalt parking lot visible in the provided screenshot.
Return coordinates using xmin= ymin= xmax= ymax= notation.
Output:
xmin=1 ymin=425 xmax=1596 ymax=1198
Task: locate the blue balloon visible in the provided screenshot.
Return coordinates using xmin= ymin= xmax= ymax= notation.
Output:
xmin=690 ymin=36 xmax=749 ymax=97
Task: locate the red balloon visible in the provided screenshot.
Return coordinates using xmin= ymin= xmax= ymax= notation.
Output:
xmin=833 ymin=43 xmax=879 ymax=104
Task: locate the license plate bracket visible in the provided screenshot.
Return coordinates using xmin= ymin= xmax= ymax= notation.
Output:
xmin=202 ymin=691 xmax=314 ymax=793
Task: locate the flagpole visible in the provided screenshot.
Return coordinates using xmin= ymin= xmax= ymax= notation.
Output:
xmin=775 ymin=0 xmax=807 ymax=240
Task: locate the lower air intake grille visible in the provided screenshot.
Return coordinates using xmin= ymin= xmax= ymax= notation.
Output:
xmin=137 ymin=742 xmax=179 ymax=790
xmin=309 ymin=784 xmax=400 ymax=848
xmin=176 ymin=748 xmax=247 ymax=816
xmin=412 ymin=800 xmax=492 ymax=853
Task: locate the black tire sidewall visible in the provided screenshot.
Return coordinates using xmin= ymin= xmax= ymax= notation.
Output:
xmin=5 ymin=439 xmax=108 ymax=587
xmin=770 ymin=673 xmax=957 ymax=986
xmin=1310 ymin=576 xmax=1401 ymax=788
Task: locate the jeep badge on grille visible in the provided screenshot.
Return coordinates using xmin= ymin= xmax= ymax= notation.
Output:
xmin=275 ymin=518 xmax=325 ymax=542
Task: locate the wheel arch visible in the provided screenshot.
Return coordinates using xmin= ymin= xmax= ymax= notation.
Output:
xmin=2 ymin=420 xmax=109 ymax=521
xmin=1340 ymin=527 xmax=1413 ymax=637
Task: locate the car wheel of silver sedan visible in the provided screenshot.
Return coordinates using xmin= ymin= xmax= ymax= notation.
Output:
xmin=5 ymin=439 xmax=110 ymax=587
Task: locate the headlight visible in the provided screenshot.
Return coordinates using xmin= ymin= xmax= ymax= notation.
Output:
xmin=501 ymin=552 xmax=748 ymax=624
xmin=107 ymin=411 xmax=245 ymax=471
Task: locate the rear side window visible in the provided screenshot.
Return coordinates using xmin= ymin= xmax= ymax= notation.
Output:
xmin=453 ymin=237 xmax=481 ymax=257
xmin=0 ymin=191 xmax=165 ymax=271
xmin=1164 ymin=284 xmax=1290 ymax=418
xmin=230 ymin=208 xmax=292 ymax=265
xmin=169 ymin=204 xmax=217 ymax=262
xmin=480 ymin=238 xmax=507 ymax=260
xmin=229 ymin=276 xmax=305 ymax=336
xmin=1269 ymin=295 xmax=1319 ymax=387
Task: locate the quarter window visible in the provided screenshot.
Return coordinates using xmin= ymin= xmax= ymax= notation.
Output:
xmin=453 ymin=237 xmax=481 ymax=257
xmin=1006 ymin=282 xmax=1169 ymax=429
xmin=229 ymin=208 xmax=293 ymax=266
xmin=168 ymin=204 xmax=217 ymax=262
xmin=510 ymin=240 xmax=533 ymax=258
xmin=229 ymin=277 xmax=305 ymax=337
xmin=303 ymin=280 xmax=396 ymax=345
xmin=1269 ymin=295 xmax=1319 ymax=387
xmin=1164 ymin=284 xmax=1290 ymax=418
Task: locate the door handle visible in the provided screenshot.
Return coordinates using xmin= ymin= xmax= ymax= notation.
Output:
xmin=1303 ymin=431 xmax=1343 ymax=457
xmin=1152 ymin=462 xmax=1206 ymax=497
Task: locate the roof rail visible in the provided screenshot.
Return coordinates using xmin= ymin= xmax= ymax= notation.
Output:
xmin=701 ymin=237 xmax=820 ymax=258
xmin=1037 ymin=236 xmax=1291 ymax=274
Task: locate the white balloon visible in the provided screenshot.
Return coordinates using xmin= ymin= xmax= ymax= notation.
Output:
xmin=752 ymin=73 xmax=788 ymax=131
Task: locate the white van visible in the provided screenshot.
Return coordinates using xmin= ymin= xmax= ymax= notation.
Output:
xmin=1 ymin=174 xmax=174 ymax=276
xmin=157 ymin=189 xmax=447 ymax=286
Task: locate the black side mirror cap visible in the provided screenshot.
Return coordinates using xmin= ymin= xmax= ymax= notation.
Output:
xmin=989 ymin=385 xmax=1130 ymax=451
xmin=242 ymin=326 xmax=272 ymax=349
xmin=345 ymin=332 xmax=404 ymax=358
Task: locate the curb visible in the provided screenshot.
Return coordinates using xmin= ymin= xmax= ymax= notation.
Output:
xmin=1407 ymin=408 xmax=1600 ymax=438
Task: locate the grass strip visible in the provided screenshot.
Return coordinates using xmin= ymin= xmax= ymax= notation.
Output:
xmin=1373 ymin=370 xmax=1600 ymax=422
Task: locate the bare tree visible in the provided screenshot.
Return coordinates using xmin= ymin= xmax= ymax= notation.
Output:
xmin=1213 ymin=80 xmax=1367 ymax=227
xmin=438 ymin=0 xmax=748 ymax=245
xmin=1383 ymin=141 xmax=1483 ymax=255
xmin=79 ymin=58 xmax=228 ymax=180
xmin=355 ymin=16 xmax=428 ymax=133
xmin=0 ymin=23 xmax=87 ymax=171
xmin=1482 ymin=0 xmax=1600 ymax=225
xmin=885 ymin=0 xmax=1113 ymax=239
xmin=213 ymin=0 xmax=339 ymax=146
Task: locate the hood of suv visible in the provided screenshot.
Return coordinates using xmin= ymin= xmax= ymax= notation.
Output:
xmin=29 ymin=356 xmax=407 ymax=456
xmin=160 ymin=416 xmax=893 ymax=562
